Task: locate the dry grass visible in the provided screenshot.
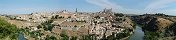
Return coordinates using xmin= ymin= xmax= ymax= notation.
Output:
xmin=156 ymin=17 xmax=173 ymax=31
xmin=60 ymin=21 xmax=87 ymax=26
xmin=8 ymin=20 xmax=38 ymax=28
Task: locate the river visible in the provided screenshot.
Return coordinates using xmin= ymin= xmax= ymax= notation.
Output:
xmin=129 ymin=25 xmax=144 ymax=40
xmin=18 ymin=33 xmax=25 ymax=40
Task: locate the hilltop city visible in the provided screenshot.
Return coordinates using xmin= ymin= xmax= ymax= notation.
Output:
xmin=1 ymin=9 xmax=176 ymax=40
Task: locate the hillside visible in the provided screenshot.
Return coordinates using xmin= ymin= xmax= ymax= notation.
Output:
xmin=131 ymin=14 xmax=176 ymax=40
xmin=2 ymin=9 xmax=135 ymax=40
xmin=0 ymin=16 xmax=19 ymax=40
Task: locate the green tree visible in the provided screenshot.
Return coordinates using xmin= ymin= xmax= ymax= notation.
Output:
xmin=68 ymin=16 xmax=71 ymax=18
xmin=42 ymin=20 xmax=54 ymax=31
xmin=144 ymin=31 xmax=160 ymax=40
xmin=70 ymin=36 xmax=77 ymax=40
xmin=94 ymin=16 xmax=100 ymax=19
xmin=60 ymin=31 xmax=69 ymax=40
xmin=81 ymin=35 xmax=96 ymax=40
xmin=55 ymin=15 xmax=59 ymax=19
xmin=0 ymin=17 xmax=18 ymax=40
xmin=114 ymin=13 xmax=124 ymax=17
xmin=45 ymin=35 xmax=57 ymax=40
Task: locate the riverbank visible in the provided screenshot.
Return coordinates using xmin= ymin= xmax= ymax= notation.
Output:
xmin=129 ymin=25 xmax=144 ymax=40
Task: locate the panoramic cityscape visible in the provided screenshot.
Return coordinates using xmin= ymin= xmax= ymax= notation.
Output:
xmin=0 ymin=0 xmax=176 ymax=40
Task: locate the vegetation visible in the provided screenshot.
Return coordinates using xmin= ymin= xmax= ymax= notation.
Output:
xmin=94 ymin=16 xmax=100 ymax=19
xmin=30 ymin=31 xmax=43 ymax=39
xmin=55 ymin=15 xmax=59 ymax=19
xmin=155 ymin=13 xmax=168 ymax=16
xmin=45 ymin=35 xmax=57 ymax=40
xmin=37 ymin=25 xmax=42 ymax=29
xmin=0 ymin=17 xmax=18 ymax=40
xmin=42 ymin=20 xmax=54 ymax=31
xmin=70 ymin=36 xmax=77 ymax=40
xmin=51 ymin=15 xmax=64 ymax=19
xmin=81 ymin=35 xmax=96 ymax=40
xmin=18 ymin=28 xmax=44 ymax=40
xmin=59 ymin=30 xmax=98 ymax=40
xmin=5 ymin=15 xmax=16 ymax=20
xmin=60 ymin=30 xmax=69 ymax=40
xmin=114 ymin=13 xmax=124 ymax=17
xmin=165 ymin=22 xmax=176 ymax=37
xmin=102 ymin=29 xmax=131 ymax=40
xmin=68 ymin=16 xmax=71 ymax=18
xmin=115 ymin=18 xmax=122 ymax=21
xmin=144 ymin=31 xmax=161 ymax=40
xmin=76 ymin=20 xmax=86 ymax=23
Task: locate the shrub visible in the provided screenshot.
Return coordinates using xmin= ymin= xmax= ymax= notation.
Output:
xmin=45 ymin=35 xmax=57 ymax=40
xmin=60 ymin=31 xmax=69 ymax=40
xmin=41 ymin=20 xmax=54 ymax=31
xmin=71 ymin=36 xmax=77 ymax=40
xmin=0 ymin=17 xmax=18 ymax=39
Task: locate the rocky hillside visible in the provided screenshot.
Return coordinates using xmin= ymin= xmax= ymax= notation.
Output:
xmin=131 ymin=13 xmax=176 ymax=40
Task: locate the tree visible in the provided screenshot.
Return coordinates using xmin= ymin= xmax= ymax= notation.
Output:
xmin=94 ymin=16 xmax=100 ymax=19
xmin=144 ymin=31 xmax=160 ymax=40
xmin=37 ymin=25 xmax=42 ymax=29
xmin=0 ymin=17 xmax=18 ymax=39
xmin=60 ymin=30 xmax=69 ymax=40
xmin=42 ymin=20 xmax=54 ymax=31
xmin=51 ymin=16 xmax=55 ymax=19
xmin=55 ymin=15 xmax=59 ymax=19
xmin=68 ymin=16 xmax=71 ymax=18
xmin=74 ymin=25 xmax=77 ymax=27
xmin=45 ymin=35 xmax=57 ymax=40
xmin=81 ymin=35 xmax=96 ymax=40
xmin=70 ymin=36 xmax=77 ymax=40
xmin=114 ymin=13 xmax=124 ymax=17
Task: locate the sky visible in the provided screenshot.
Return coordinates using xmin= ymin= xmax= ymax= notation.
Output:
xmin=0 ymin=0 xmax=176 ymax=15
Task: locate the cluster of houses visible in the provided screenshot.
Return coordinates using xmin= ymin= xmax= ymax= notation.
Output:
xmin=88 ymin=9 xmax=128 ymax=39
xmin=5 ymin=9 xmax=134 ymax=40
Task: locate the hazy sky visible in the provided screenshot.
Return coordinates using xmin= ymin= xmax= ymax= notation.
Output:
xmin=0 ymin=0 xmax=176 ymax=15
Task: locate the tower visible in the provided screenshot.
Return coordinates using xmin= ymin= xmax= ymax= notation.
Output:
xmin=103 ymin=8 xmax=112 ymax=13
xmin=75 ymin=8 xmax=78 ymax=12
